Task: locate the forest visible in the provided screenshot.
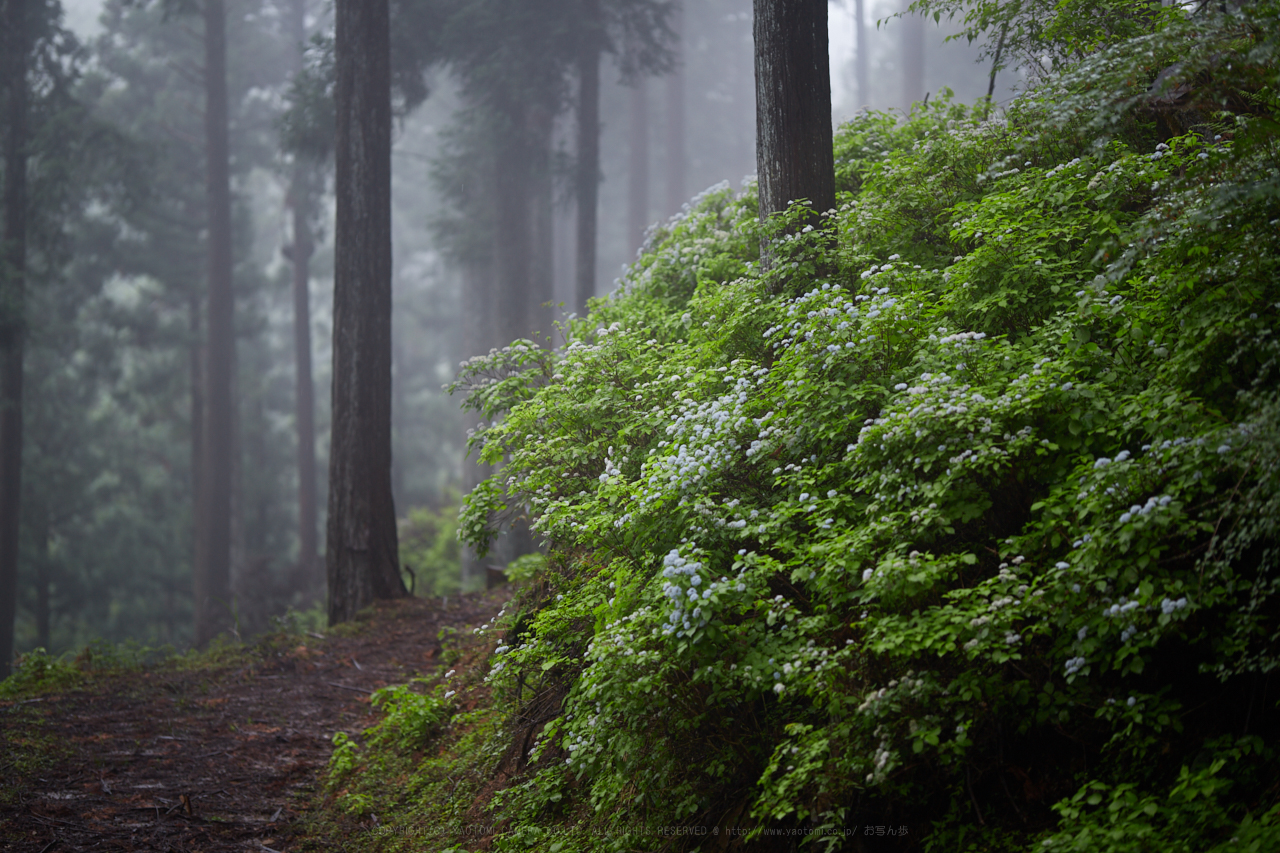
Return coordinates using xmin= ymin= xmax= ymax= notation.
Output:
xmin=2 ymin=0 xmax=1279 ymax=851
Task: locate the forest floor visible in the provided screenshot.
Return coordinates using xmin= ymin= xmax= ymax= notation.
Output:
xmin=0 ymin=591 xmax=509 ymax=853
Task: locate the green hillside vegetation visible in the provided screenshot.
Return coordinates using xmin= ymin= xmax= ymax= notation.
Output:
xmin=321 ymin=5 xmax=1280 ymax=850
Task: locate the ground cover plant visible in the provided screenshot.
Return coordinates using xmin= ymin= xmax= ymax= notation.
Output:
xmin=335 ymin=3 xmax=1280 ymax=850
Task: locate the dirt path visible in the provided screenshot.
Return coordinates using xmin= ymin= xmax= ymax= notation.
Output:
xmin=0 ymin=593 xmax=507 ymax=853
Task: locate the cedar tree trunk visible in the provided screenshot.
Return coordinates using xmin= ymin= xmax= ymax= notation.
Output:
xmin=287 ymin=0 xmax=319 ymax=599
xmin=0 ymin=0 xmax=29 ymax=678
xmin=574 ymin=0 xmax=601 ymax=315
xmin=753 ymin=0 xmax=836 ymax=222
xmin=327 ymin=0 xmax=405 ymax=625
xmin=628 ymin=77 xmax=650 ymax=251
xmin=194 ymin=0 xmax=236 ymax=646
xmin=664 ymin=0 xmax=685 ymax=216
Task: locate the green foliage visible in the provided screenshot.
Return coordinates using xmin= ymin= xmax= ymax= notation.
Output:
xmin=368 ymin=681 xmax=457 ymax=752
xmin=356 ymin=4 xmax=1280 ymax=849
xmin=399 ymin=498 xmax=462 ymax=596
xmin=0 ymin=648 xmax=83 ymax=698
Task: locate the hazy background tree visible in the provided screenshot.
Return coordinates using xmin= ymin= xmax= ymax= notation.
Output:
xmin=0 ymin=0 xmax=34 ymax=678
xmin=192 ymin=0 xmax=236 ymax=646
xmin=282 ymin=0 xmax=321 ymax=602
xmin=1 ymin=0 xmax=998 ymax=661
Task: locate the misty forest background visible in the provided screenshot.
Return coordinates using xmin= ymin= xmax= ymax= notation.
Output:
xmin=2 ymin=0 xmax=996 ymax=658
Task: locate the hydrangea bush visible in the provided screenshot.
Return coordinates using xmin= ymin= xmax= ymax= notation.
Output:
xmin=357 ymin=5 xmax=1280 ymax=850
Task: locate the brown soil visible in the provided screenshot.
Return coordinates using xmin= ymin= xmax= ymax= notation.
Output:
xmin=0 ymin=593 xmax=508 ymax=853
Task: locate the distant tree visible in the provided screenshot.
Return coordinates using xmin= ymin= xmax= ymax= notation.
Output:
xmin=326 ymin=0 xmax=406 ymax=625
xmin=627 ymin=74 xmax=650 ymax=252
xmin=575 ymin=0 xmax=603 ymax=315
xmin=752 ymin=0 xmax=835 ymax=222
xmin=192 ymin=0 xmax=236 ymax=646
xmin=663 ymin=0 xmax=684 ymax=218
xmin=901 ymin=0 xmax=925 ymax=109
xmin=853 ymin=0 xmax=868 ymax=107
xmin=0 ymin=0 xmax=31 ymax=678
xmin=283 ymin=0 xmax=320 ymax=602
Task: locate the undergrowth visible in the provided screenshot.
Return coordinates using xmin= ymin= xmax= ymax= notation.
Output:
xmin=330 ymin=3 xmax=1280 ymax=850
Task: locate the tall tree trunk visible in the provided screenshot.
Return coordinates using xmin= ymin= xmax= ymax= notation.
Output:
xmin=574 ymin=0 xmax=601 ymax=316
xmin=0 ymin=0 xmax=29 ymax=679
xmin=901 ymin=0 xmax=924 ymax=110
xmin=753 ymin=0 xmax=836 ymax=222
xmin=194 ymin=0 xmax=235 ymax=647
xmin=459 ymin=257 xmax=494 ymax=592
xmin=494 ymin=120 xmax=532 ymax=346
xmin=327 ymin=0 xmax=405 ymax=625
xmin=664 ymin=0 xmax=685 ymax=216
xmin=189 ymin=291 xmax=204 ymax=628
xmin=529 ymin=106 xmax=554 ymax=342
xmin=854 ymin=0 xmax=868 ymax=107
xmin=287 ymin=0 xmax=319 ymax=602
xmin=629 ymin=78 xmax=650 ymax=251
xmin=33 ymin=501 xmax=47 ymax=649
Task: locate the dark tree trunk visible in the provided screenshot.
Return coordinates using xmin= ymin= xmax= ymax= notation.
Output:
xmin=528 ymin=106 xmax=554 ymax=342
xmin=753 ymin=0 xmax=836 ymax=222
xmin=628 ymin=78 xmax=650 ymax=251
xmin=855 ymin=0 xmax=868 ymax=107
xmin=327 ymin=0 xmax=405 ymax=625
xmin=664 ymin=0 xmax=685 ymax=216
xmin=33 ymin=502 xmax=48 ymax=649
xmin=459 ymin=258 xmax=494 ymax=592
xmin=574 ymin=0 xmax=601 ymax=315
xmin=0 ymin=0 xmax=29 ymax=679
xmin=291 ymin=171 xmax=318 ymax=596
xmin=901 ymin=0 xmax=924 ymax=110
xmin=287 ymin=0 xmax=319 ymax=601
xmin=189 ymin=291 xmax=204 ymax=621
xmin=194 ymin=0 xmax=235 ymax=647
xmin=494 ymin=120 xmax=532 ymax=346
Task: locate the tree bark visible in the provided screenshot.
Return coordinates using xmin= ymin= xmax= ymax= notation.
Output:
xmin=494 ymin=118 xmax=532 ymax=346
xmin=327 ymin=0 xmax=405 ymax=625
xmin=664 ymin=0 xmax=685 ymax=216
xmin=194 ymin=0 xmax=235 ymax=647
xmin=574 ymin=0 xmax=601 ymax=316
xmin=0 ymin=0 xmax=29 ymax=678
xmin=528 ymin=105 xmax=554 ymax=342
xmin=628 ymin=78 xmax=650 ymax=252
xmin=753 ymin=0 xmax=836 ymax=222
xmin=287 ymin=0 xmax=319 ymax=601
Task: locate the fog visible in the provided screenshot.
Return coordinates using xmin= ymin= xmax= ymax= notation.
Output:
xmin=4 ymin=0 xmax=988 ymax=657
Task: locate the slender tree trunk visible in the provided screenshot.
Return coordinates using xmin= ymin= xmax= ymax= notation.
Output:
xmin=664 ymin=0 xmax=685 ymax=216
xmin=194 ymin=0 xmax=235 ymax=647
xmin=574 ymin=0 xmax=601 ymax=316
xmin=901 ymin=0 xmax=924 ymax=110
xmin=495 ymin=121 xmax=532 ymax=346
xmin=854 ymin=0 xmax=868 ymax=107
xmin=459 ymin=258 xmax=494 ymax=592
xmin=628 ymin=78 xmax=650 ymax=252
xmin=0 ymin=0 xmax=29 ymax=679
xmin=291 ymin=176 xmax=318 ymax=597
xmin=528 ymin=106 xmax=554 ymax=342
xmin=327 ymin=0 xmax=405 ymax=625
xmin=287 ymin=0 xmax=319 ymax=601
xmin=188 ymin=291 xmax=204 ymax=627
xmin=753 ymin=0 xmax=836 ymax=222
xmin=33 ymin=502 xmax=48 ymax=649
xmin=987 ymin=24 xmax=1007 ymax=100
